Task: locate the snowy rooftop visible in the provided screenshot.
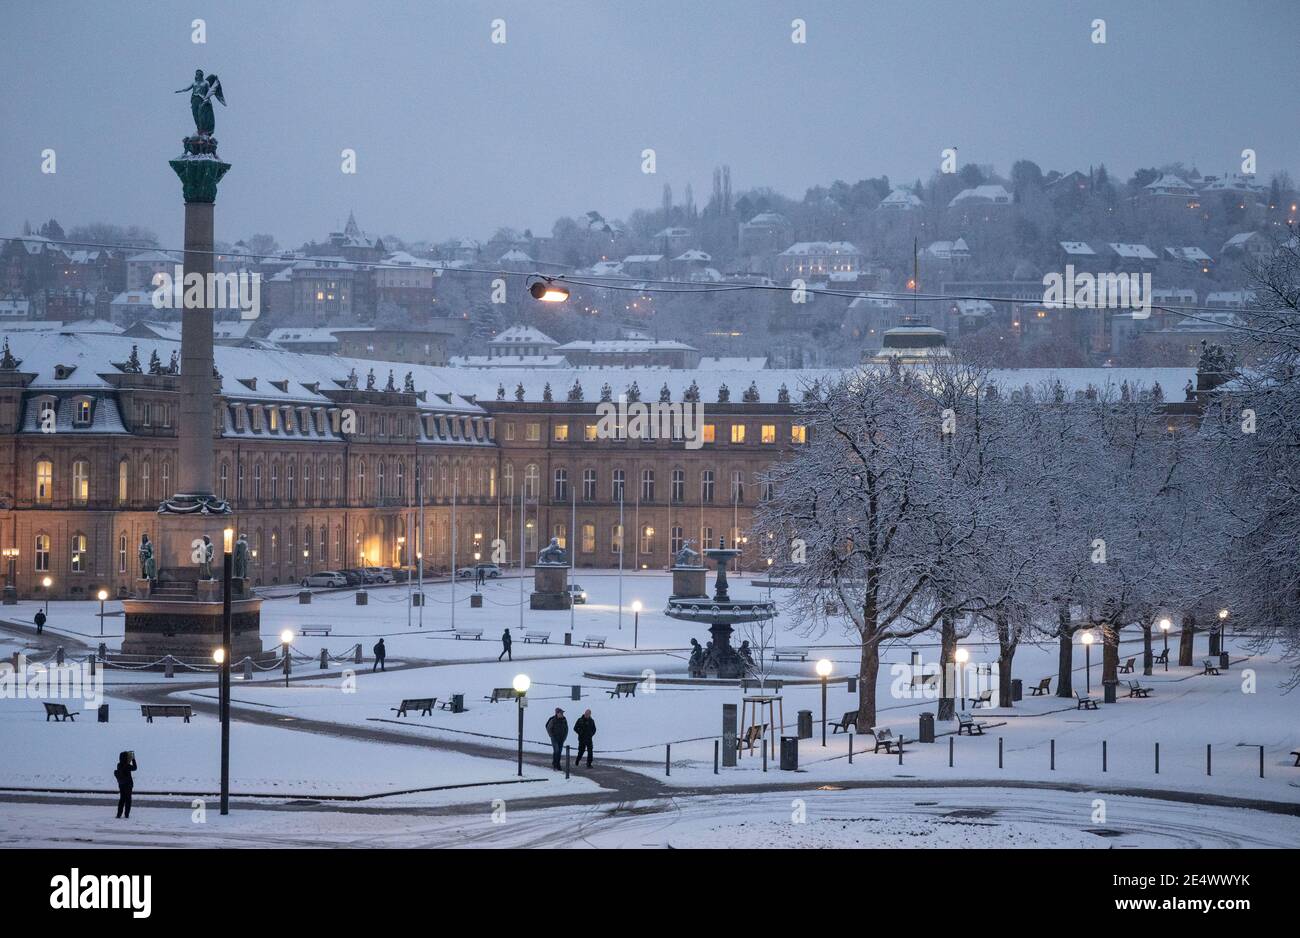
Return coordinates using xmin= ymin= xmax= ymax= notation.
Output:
xmin=1108 ymin=242 xmax=1158 ymax=260
xmin=948 ymin=184 xmax=1011 ymax=206
xmin=779 ymin=241 xmax=860 ymax=256
xmin=1059 ymin=241 xmax=1096 ymax=255
xmin=488 ymin=325 xmax=557 ymax=346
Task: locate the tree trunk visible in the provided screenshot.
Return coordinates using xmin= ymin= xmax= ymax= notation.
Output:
xmin=857 ymin=639 xmax=879 ymax=732
xmin=996 ymin=612 xmax=1015 ymax=708
xmin=1178 ymin=614 xmax=1196 ymax=667
xmin=1142 ymin=624 xmax=1153 ymax=676
xmin=1056 ymin=606 xmax=1074 ymax=698
xmin=937 ymin=612 xmax=956 ymax=720
xmin=1101 ymin=621 xmax=1119 ymax=686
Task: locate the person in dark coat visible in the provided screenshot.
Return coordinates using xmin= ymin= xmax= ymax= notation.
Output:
xmin=498 ymin=628 xmax=513 ymax=662
xmin=544 ymin=707 xmax=568 ymax=770
xmin=573 ymin=709 xmax=596 ymax=768
xmin=34 ymin=609 xmax=46 ymax=635
xmin=114 ymin=751 xmax=137 ymax=819
xmin=372 ymin=638 xmax=386 ymax=672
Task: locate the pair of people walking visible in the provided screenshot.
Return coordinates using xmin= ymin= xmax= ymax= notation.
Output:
xmin=545 ymin=707 xmax=597 ymax=770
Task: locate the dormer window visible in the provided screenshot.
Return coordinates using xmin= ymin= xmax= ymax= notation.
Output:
xmin=268 ymin=408 xmax=279 ymax=432
xmin=74 ymin=399 xmax=93 ymax=426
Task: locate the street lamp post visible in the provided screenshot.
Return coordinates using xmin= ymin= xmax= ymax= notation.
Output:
xmin=1213 ymin=608 xmax=1228 ymax=657
xmin=632 ymin=600 xmax=642 ymax=649
xmin=280 ymin=629 xmax=294 ymax=687
xmin=1082 ymin=630 xmax=1095 ymax=692
xmin=955 ymin=647 xmax=970 ymax=709
xmin=1159 ymin=618 xmax=1171 ymax=672
xmin=220 ymin=527 xmax=233 ymax=816
xmin=97 ymin=589 xmax=108 ymax=636
xmin=816 ymin=658 xmax=832 ymax=746
xmin=512 ymin=673 xmax=531 ymax=777
xmin=2 ymin=547 xmax=19 ymax=604
xmin=42 ymin=576 xmax=52 ymax=616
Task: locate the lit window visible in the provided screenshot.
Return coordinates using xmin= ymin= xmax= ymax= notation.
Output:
xmin=730 ymin=424 xmax=746 ymax=444
xmin=702 ymin=424 xmax=716 ymax=444
xmin=526 ymin=422 xmax=540 ymax=442
xmin=70 ymin=533 xmax=87 ymax=573
xmin=35 ymin=460 xmax=53 ymax=503
xmin=584 ymin=423 xmax=598 ymax=441
xmin=791 ymin=424 xmax=807 ymax=444
xmin=554 ymin=423 xmax=569 ymax=442
xmin=72 ymin=460 xmax=89 ymax=505
xmin=761 ymin=424 xmax=776 ymax=444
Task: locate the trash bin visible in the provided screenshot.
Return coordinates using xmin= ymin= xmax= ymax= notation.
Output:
xmin=450 ymin=693 xmax=464 ymax=714
xmin=1011 ymin=678 xmax=1023 ymax=702
xmin=411 ymin=592 xmax=424 ymax=607
xmin=470 ymin=593 xmax=483 ymax=608
xmin=919 ymin=711 xmax=935 ymax=743
xmin=355 ymin=590 xmax=368 ymax=606
xmin=1103 ymin=680 xmax=1118 ymax=704
xmin=97 ymin=704 xmax=109 ymax=723
xmin=846 ymin=677 xmax=857 ymax=694
xmin=564 ymin=633 xmax=572 ymax=646
xmin=797 ymin=709 xmax=813 ymax=739
xmin=779 ymin=736 xmax=799 ymax=771
xmin=298 ymin=589 xmax=312 ymax=604
xmin=571 ymin=685 xmax=581 ymax=701
xmin=1219 ymin=651 xmax=1230 ymax=670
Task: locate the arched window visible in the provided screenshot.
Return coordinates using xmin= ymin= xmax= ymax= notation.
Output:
xmin=319 ymin=524 xmax=327 ymax=562
xmin=395 ymin=459 xmax=405 ymax=502
xmin=334 ymin=526 xmax=343 ymax=565
xmin=552 ymin=523 xmax=567 ymax=549
xmin=34 ymin=534 xmax=50 ymax=572
xmin=253 ymin=462 xmax=263 ymax=501
xmin=356 ymin=458 xmax=366 ymax=501
xmin=219 ymin=461 xmax=229 ymax=500
xmin=489 ymin=465 xmax=496 ymax=498
xmin=141 ymin=460 xmax=151 ymax=501
xmin=377 ymin=459 xmax=386 ymax=501
xmin=317 ymin=459 xmax=327 ymax=503
xmin=502 ymin=464 xmax=514 ymax=498
xmin=731 ymin=470 xmax=745 ymax=504
xmin=701 ymin=469 xmax=715 ymax=503
xmin=611 ymin=468 xmax=625 ymax=502
xmin=70 ymin=533 xmax=87 ymax=573
xmin=161 ymin=460 xmax=170 ymax=498
xmin=671 ymin=525 xmax=684 ymax=556
xmin=286 ymin=460 xmax=295 ymax=502
xmin=118 ymin=459 xmax=129 ymax=505
xmin=333 ymin=459 xmax=343 ymax=502
xmin=72 ymin=460 xmax=90 ymax=505
xmin=553 ymin=467 xmax=568 ymax=502
xmin=35 ymin=459 xmax=53 ymax=504
xmin=237 ymin=461 xmax=245 ymax=502
xmin=524 ymin=464 xmax=539 ymax=500
xmin=640 ymin=524 xmax=655 ymax=555
xmin=270 ymin=462 xmax=279 ymax=501
xmin=119 ymin=532 xmax=128 ymax=573
xmin=583 ymin=468 xmax=596 ymax=502
xmin=671 ymin=468 xmax=685 ymax=503
xmin=641 ymin=468 xmax=655 ymax=503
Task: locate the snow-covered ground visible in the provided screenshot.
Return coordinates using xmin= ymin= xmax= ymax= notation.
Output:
xmin=4 ymin=570 xmax=1297 ymax=847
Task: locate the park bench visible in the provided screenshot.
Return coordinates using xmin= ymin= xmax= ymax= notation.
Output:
xmin=141 ymin=704 xmax=193 ymax=723
xmin=1029 ymin=677 xmax=1052 ymax=696
xmin=967 ymin=689 xmax=993 ymax=709
xmin=772 ymin=647 xmax=809 ymax=662
xmin=740 ymin=678 xmax=784 ymax=692
xmin=1202 ymin=658 xmax=1221 ymax=676
xmin=1126 ymin=680 xmax=1153 ymax=698
xmin=1073 ymin=690 xmax=1099 ymax=711
xmin=581 ymin=635 xmax=607 ymax=648
xmin=606 ymin=681 xmax=637 ymax=698
xmin=909 ymin=672 xmax=939 ymax=689
xmin=737 ymin=724 xmax=767 ymax=752
xmin=956 ymin=712 xmax=986 ymax=736
xmin=391 ymin=697 xmax=436 ymax=717
xmin=43 ymin=702 xmax=77 ymax=722
xmin=831 ymin=710 xmax=859 ymax=734
xmin=523 ymin=631 xmax=551 ymax=644
xmin=870 ymin=727 xmax=904 ymax=754
xmin=299 ymin=626 xmax=332 ymax=637
xmin=453 ymin=628 xmax=484 ymax=640
xmin=485 ymin=687 xmax=518 ymax=703
xmin=1152 ymin=648 xmax=1169 ymax=665
xmin=1119 ymin=657 xmax=1136 ymax=674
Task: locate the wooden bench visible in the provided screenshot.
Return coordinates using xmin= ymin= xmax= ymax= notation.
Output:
xmin=606 ymin=681 xmax=637 ymax=698
xmin=772 ymin=647 xmax=809 ymax=662
xmin=956 ymin=711 xmax=986 ymax=736
xmin=737 ymin=724 xmax=767 ymax=752
xmin=43 ymin=702 xmax=77 ymax=722
xmin=1152 ymin=648 xmax=1169 ymax=665
xmin=391 ymin=697 xmax=436 ymax=717
xmin=1118 ymin=656 xmax=1135 ymax=674
xmin=1126 ymin=681 xmax=1153 ymax=698
xmin=141 ymin=704 xmax=193 ymax=723
xmin=909 ymin=672 xmax=939 ymax=689
xmin=1028 ymin=677 xmax=1052 ymax=696
xmin=299 ymin=626 xmax=332 ymax=637
xmin=581 ymin=635 xmax=607 ymax=648
xmin=523 ymin=631 xmax=551 ymax=644
xmin=870 ymin=727 xmax=904 ymax=754
xmin=831 ymin=710 xmax=859 ymax=734
xmin=1202 ymin=658 xmax=1221 ymax=676
xmin=966 ymin=689 xmax=993 ymax=709
xmin=485 ymin=687 xmax=518 ymax=703
xmin=1074 ymin=690 xmax=1099 ymax=711
xmin=453 ymin=629 xmax=484 ymax=640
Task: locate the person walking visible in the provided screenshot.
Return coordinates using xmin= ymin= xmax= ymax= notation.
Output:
xmin=498 ymin=628 xmax=512 ymax=662
xmin=574 ymin=709 xmax=597 ymax=768
xmin=544 ymin=707 xmax=568 ymax=770
xmin=34 ymin=609 xmax=46 ymax=635
xmin=476 ymin=567 xmax=486 ymax=589
xmin=372 ymin=638 xmax=386 ymax=672
xmin=114 ymin=751 xmax=137 ymax=819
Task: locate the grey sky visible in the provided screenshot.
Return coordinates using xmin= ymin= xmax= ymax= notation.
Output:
xmin=2 ymin=0 xmax=1296 ymax=250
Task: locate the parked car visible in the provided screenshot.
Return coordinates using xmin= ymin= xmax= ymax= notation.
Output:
xmin=567 ymin=584 xmax=588 ymax=604
xmin=302 ymin=571 xmax=347 ymax=588
xmin=364 ymin=566 xmax=395 ymax=584
xmin=457 ymin=563 xmax=502 ymax=580
xmin=337 ymin=569 xmax=366 ymax=586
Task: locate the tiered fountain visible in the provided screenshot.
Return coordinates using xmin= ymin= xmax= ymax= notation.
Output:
xmin=665 ymin=537 xmax=777 ymax=679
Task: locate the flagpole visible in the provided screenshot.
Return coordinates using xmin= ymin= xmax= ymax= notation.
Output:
xmin=417 ymin=457 xmax=424 ymax=629
xmin=451 ymin=476 xmax=457 ymax=632
xmin=618 ymin=488 xmax=624 ymax=631
xmin=569 ymin=477 xmax=576 ymax=635
xmin=519 ymin=482 xmax=525 ymax=632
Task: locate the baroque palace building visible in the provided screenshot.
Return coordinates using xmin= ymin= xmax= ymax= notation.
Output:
xmin=0 ymin=327 xmax=835 ymax=599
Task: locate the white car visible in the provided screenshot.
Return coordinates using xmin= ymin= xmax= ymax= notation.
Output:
xmin=364 ymin=567 xmax=395 ymax=584
xmin=302 ymin=571 xmax=347 ymax=588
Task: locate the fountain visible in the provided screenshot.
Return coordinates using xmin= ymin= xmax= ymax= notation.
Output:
xmin=665 ymin=537 xmax=777 ymax=679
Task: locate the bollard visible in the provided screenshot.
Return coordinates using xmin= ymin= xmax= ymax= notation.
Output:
xmin=56 ymin=646 xmax=65 ymax=666
xmin=164 ymin=655 xmax=174 ymax=679
xmin=762 ymin=738 xmax=768 ymax=772
xmin=714 ymin=739 xmax=719 ymax=774
xmin=1103 ymin=740 xmax=1107 ymax=772
xmin=666 ymin=743 xmax=671 ymax=777
xmin=721 ymin=704 xmax=738 ymax=768
xmin=565 ymin=745 xmax=571 ymax=779
xmin=1050 ymin=738 xmax=1055 ymax=771
xmin=1259 ymin=745 xmax=1265 ymax=779
xmin=949 ymin=735 xmax=954 ymax=767
xmin=354 ymin=643 xmax=362 ymax=664
xmin=1155 ymin=741 xmax=1160 ymax=774
xmin=998 ymin=736 xmax=1003 ymax=769
xmin=898 ymin=736 xmax=904 ymax=766
xmin=319 ymin=648 xmax=329 ymax=670
xmin=848 ymin=731 xmax=854 ymax=764
xmin=564 ymin=632 xmax=571 ymax=646
xmin=1206 ymin=743 xmax=1212 ymax=776
xmin=243 ymin=657 xmax=253 ymax=681
xmin=571 ymin=685 xmax=581 ymax=701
